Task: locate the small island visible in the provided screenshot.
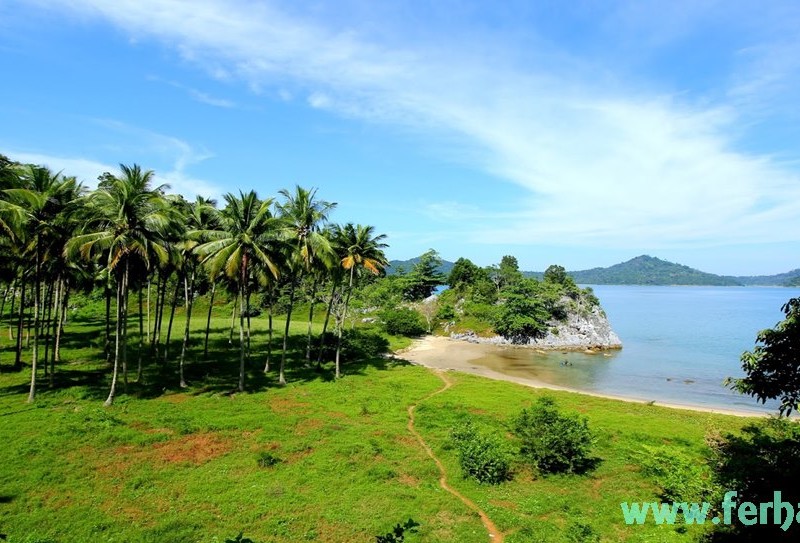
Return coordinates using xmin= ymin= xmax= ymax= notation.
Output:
xmin=379 ymin=252 xmax=621 ymax=350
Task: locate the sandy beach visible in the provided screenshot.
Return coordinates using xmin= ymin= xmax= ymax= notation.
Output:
xmin=397 ymin=335 xmax=769 ymax=418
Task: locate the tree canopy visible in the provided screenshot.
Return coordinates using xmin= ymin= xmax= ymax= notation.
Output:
xmin=729 ymin=297 xmax=800 ymax=416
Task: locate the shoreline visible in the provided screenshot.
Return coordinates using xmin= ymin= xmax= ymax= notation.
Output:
xmin=396 ymin=335 xmax=770 ymax=418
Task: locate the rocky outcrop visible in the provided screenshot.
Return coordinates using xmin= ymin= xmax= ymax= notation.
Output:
xmin=450 ymin=305 xmax=622 ymax=351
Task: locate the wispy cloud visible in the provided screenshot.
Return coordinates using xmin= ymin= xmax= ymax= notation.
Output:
xmin=147 ymin=75 xmax=236 ymax=108
xmin=8 ymin=119 xmax=225 ymax=201
xmin=6 ymin=152 xmax=116 ymax=188
xmin=27 ymin=0 xmax=800 ymax=249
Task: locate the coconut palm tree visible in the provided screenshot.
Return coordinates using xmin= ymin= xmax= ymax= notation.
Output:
xmin=175 ymin=196 xmax=218 ymax=387
xmin=195 ymin=190 xmax=280 ymax=392
xmin=275 ymin=185 xmax=336 ymax=385
xmin=333 ymin=223 xmax=388 ymax=378
xmin=3 ymin=165 xmax=83 ymax=402
xmin=66 ymin=164 xmax=174 ymax=406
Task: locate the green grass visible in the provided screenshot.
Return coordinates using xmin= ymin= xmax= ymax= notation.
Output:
xmin=0 ymin=303 xmax=751 ymax=542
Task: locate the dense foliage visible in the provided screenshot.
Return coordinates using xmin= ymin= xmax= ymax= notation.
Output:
xmin=729 ymin=297 xmax=800 ymax=416
xmin=0 ymin=154 xmax=389 ymax=403
xmin=381 ymin=307 xmax=426 ymax=337
xmin=513 ymin=397 xmax=595 ymax=474
xmin=450 ymin=420 xmax=512 ymax=484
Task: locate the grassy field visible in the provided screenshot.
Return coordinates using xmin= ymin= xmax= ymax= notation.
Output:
xmin=0 ymin=302 xmax=752 ymax=542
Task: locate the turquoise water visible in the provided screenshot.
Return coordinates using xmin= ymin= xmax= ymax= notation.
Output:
xmin=474 ymin=286 xmax=800 ymax=413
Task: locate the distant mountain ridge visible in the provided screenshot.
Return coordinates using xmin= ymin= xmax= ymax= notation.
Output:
xmin=567 ymin=255 xmax=742 ymax=286
xmin=388 ymin=254 xmax=800 ymax=286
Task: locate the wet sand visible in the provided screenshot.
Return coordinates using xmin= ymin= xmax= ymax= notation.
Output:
xmin=398 ymin=336 xmax=767 ymax=418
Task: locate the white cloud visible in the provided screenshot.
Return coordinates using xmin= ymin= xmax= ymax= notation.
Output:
xmin=6 ymin=152 xmax=116 ymax=188
xmin=307 ymin=92 xmax=330 ymax=109
xmin=25 ymin=0 xmax=800 ymax=249
xmin=7 ymin=119 xmax=226 ymax=202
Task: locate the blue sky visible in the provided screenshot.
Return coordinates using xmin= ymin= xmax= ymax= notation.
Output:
xmin=2 ymin=1 xmax=800 ymax=275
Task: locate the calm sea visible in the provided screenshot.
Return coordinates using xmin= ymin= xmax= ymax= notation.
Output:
xmin=473 ymin=285 xmax=800 ymax=414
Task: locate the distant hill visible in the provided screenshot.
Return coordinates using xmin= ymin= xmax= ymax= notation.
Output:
xmin=387 ymin=253 xmax=800 ymax=287
xmin=734 ymin=269 xmax=800 ymax=287
xmin=567 ymin=255 xmax=743 ymax=286
xmin=386 ymin=257 xmax=454 ymax=276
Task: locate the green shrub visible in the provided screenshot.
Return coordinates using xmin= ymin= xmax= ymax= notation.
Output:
xmin=375 ymin=518 xmax=419 ymax=543
xmin=225 ymin=533 xmax=255 ymax=543
xmin=256 ymin=451 xmax=281 ymax=468
xmin=513 ymin=397 xmax=595 ymax=474
xmin=381 ymin=307 xmax=426 ymax=337
xmin=316 ymin=329 xmax=390 ymax=362
xmin=566 ymin=521 xmax=600 ymax=543
xmin=435 ymin=303 xmax=456 ymax=321
xmin=450 ymin=420 xmax=512 ymax=484
xmin=634 ymin=445 xmax=714 ymax=503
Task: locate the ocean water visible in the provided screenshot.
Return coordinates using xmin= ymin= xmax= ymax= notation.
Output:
xmin=472 ymin=286 xmax=800 ymax=413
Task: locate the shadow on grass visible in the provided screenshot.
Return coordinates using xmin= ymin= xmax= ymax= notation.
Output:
xmin=701 ymin=418 xmax=800 ymax=542
xmin=1 ymin=328 xmax=411 ymax=403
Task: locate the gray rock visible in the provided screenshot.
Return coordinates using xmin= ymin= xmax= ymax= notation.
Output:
xmin=450 ymin=305 xmax=622 ymax=351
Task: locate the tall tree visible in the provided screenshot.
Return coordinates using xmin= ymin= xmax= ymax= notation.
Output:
xmin=66 ymin=164 xmax=173 ymax=406
xmin=333 ymin=223 xmax=388 ymax=378
xmin=195 ymin=191 xmax=280 ymax=392
xmin=176 ymin=196 xmax=218 ymax=387
xmin=275 ymin=186 xmax=335 ymax=385
xmin=4 ymin=165 xmax=83 ymax=402
xmin=403 ymin=249 xmax=445 ymax=301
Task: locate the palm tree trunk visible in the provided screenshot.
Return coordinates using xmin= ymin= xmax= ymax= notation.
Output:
xmin=152 ymin=271 xmax=167 ymax=357
xmin=137 ymin=287 xmax=144 ymax=382
xmin=246 ymin=287 xmax=252 ymax=361
xmin=179 ymin=269 xmax=195 ymax=388
xmin=229 ymin=299 xmax=237 ymax=345
xmin=15 ymin=279 xmax=26 ymax=369
xmin=8 ymin=278 xmax=17 ymax=342
xmin=54 ymin=281 xmax=68 ymax=364
xmin=164 ymin=275 xmax=180 ymax=362
xmin=146 ymin=278 xmax=151 ymax=344
xmin=150 ymin=272 xmax=162 ymax=354
xmin=279 ymin=276 xmax=298 ymax=386
xmin=335 ymin=267 xmax=356 ymax=379
xmin=47 ymin=277 xmax=60 ymax=387
xmin=27 ymin=244 xmax=41 ymax=403
xmin=0 ymin=281 xmax=10 ymax=340
xmin=104 ymin=281 xmax=112 ymax=362
xmin=42 ymin=279 xmax=54 ymax=378
xmin=264 ymin=286 xmax=274 ymax=373
xmin=204 ymin=282 xmax=216 ymax=359
xmin=305 ymin=279 xmax=318 ymax=362
xmin=316 ymin=280 xmax=339 ymax=368
xmin=105 ymin=266 xmax=126 ymax=407
xmin=121 ymin=268 xmax=129 ymax=393
xmin=238 ymin=284 xmax=246 ymax=392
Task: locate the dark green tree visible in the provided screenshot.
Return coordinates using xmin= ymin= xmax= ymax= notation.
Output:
xmin=728 ymin=297 xmax=800 ymax=416
xmin=447 ymin=257 xmax=482 ymax=290
xmin=403 ymin=249 xmax=445 ymax=301
xmin=543 ymin=264 xmax=568 ymax=285
xmin=493 ymin=278 xmax=550 ymax=342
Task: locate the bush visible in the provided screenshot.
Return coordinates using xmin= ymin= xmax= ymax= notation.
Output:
xmin=436 ymin=303 xmax=456 ymax=321
xmin=316 ymin=329 xmax=390 ymax=362
xmin=513 ymin=397 xmax=595 ymax=474
xmin=635 ymin=446 xmax=714 ymax=503
xmin=450 ymin=420 xmax=512 ymax=484
xmin=256 ymin=451 xmax=281 ymax=468
xmin=381 ymin=307 xmax=426 ymax=337
xmin=375 ymin=518 xmax=420 ymax=543
xmin=565 ymin=521 xmax=600 ymax=543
